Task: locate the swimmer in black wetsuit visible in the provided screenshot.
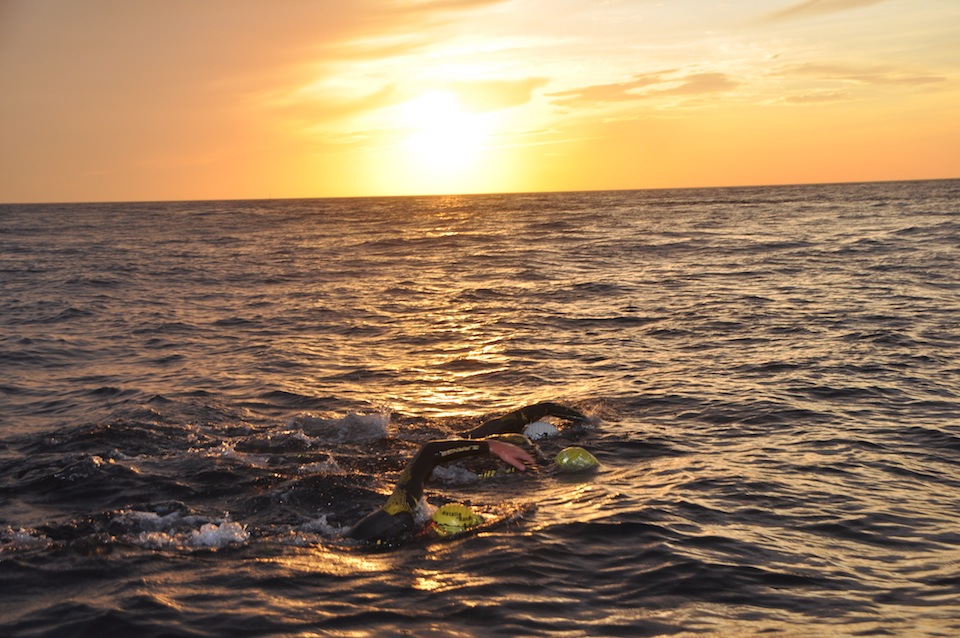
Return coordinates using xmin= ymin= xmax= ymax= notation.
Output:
xmin=348 ymin=402 xmax=587 ymax=545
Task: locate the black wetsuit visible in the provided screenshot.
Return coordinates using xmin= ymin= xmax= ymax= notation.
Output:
xmin=461 ymin=402 xmax=585 ymax=438
xmin=347 ymin=402 xmax=586 ymax=545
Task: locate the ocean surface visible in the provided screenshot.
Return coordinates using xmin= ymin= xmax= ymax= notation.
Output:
xmin=1 ymin=180 xmax=959 ymax=637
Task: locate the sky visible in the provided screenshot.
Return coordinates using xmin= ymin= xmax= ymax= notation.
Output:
xmin=1 ymin=0 xmax=958 ymax=202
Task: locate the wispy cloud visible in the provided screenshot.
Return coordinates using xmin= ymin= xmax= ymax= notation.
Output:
xmin=781 ymin=91 xmax=850 ymax=104
xmin=657 ymin=73 xmax=740 ymax=96
xmin=764 ymin=0 xmax=890 ymax=22
xmin=396 ymin=0 xmax=509 ymax=13
xmin=548 ymin=71 xmax=739 ymax=107
xmin=452 ymin=77 xmax=549 ymax=111
xmin=547 ymin=73 xmax=667 ymax=106
xmin=781 ymin=62 xmax=948 ymax=86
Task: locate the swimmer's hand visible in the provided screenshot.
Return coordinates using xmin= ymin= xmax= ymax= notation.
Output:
xmin=488 ymin=440 xmax=535 ymax=471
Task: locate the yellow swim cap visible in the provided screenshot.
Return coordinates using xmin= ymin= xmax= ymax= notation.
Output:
xmin=431 ymin=504 xmax=484 ymax=536
xmin=555 ymin=447 xmax=599 ymax=472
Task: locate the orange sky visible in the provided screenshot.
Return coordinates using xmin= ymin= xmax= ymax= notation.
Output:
xmin=1 ymin=0 xmax=958 ymax=202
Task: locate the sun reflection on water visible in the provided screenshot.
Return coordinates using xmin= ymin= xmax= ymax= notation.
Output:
xmin=266 ymin=546 xmax=393 ymax=577
xmin=385 ymin=304 xmax=515 ymax=416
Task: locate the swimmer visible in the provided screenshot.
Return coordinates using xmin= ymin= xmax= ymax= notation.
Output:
xmin=347 ymin=402 xmax=587 ymax=545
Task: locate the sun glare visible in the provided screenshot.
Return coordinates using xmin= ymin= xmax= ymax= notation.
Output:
xmin=400 ymin=91 xmax=493 ymax=175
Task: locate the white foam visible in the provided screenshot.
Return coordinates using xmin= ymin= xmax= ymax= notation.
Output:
xmin=190 ymin=521 xmax=249 ymax=548
xmin=300 ymin=514 xmax=340 ymax=536
xmin=275 ymin=529 xmax=324 ymax=547
xmin=2 ymin=526 xmax=52 ymax=551
xmin=188 ymin=441 xmax=270 ymax=468
xmin=431 ymin=464 xmax=478 ymax=485
xmin=117 ymin=509 xmax=182 ymax=531
xmin=136 ymin=530 xmax=181 ymax=550
xmin=130 ymin=514 xmax=250 ymax=551
xmin=298 ymin=454 xmax=344 ymax=475
xmin=414 ymin=497 xmax=437 ymax=526
xmin=287 ymin=411 xmax=390 ymax=443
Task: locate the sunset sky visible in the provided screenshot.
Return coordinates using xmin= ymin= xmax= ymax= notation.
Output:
xmin=1 ymin=0 xmax=958 ymax=203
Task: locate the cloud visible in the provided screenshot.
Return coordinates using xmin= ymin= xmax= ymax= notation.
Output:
xmin=548 ymin=71 xmax=739 ymax=107
xmin=548 ymin=73 xmax=668 ymax=106
xmin=764 ymin=0 xmax=890 ymax=22
xmin=285 ymin=76 xmax=548 ymax=128
xmin=658 ymin=73 xmax=741 ymax=96
xmin=452 ymin=77 xmax=550 ymax=111
xmin=781 ymin=91 xmax=850 ymax=104
xmin=310 ymin=85 xmax=402 ymax=119
xmin=781 ymin=63 xmax=948 ymax=86
xmin=396 ymin=0 xmax=509 ymax=13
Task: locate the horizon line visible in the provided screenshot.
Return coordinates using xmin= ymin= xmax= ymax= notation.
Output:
xmin=1 ymin=176 xmax=957 ymax=207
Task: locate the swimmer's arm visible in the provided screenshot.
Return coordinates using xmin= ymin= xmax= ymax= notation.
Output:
xmin=416 ymin=439 xmax=533 ymax=475
xmin=527 ymin=402 xmax=587 ymax=423
xmin=466 ymin=402 xmax=588 ymax=438
xmin=390 ymin=438 xmax=534 ymax=511
xmin=393 ymin=439 xmax=491 ymax=510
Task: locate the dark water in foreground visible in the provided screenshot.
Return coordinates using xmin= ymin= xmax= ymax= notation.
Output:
xmin=1 ymin=181 xmax=959 ymax=637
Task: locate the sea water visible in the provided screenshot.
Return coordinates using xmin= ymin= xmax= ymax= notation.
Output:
xmin=1 ymin=181 xmax=959 ymax=636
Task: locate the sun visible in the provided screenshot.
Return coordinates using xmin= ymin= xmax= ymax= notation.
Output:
xmin=369 ymin=87 xmax=518 ymax=195
xmin=399 ymin=90 xmax=493 ymax=175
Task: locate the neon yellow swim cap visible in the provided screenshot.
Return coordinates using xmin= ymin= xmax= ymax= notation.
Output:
xmin=555 ymin=447 xmax=599 ymax=472
xmin=431 ymin=504 xmax=484 ymax=536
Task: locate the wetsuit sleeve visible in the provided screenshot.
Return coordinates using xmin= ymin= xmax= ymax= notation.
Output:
xmin=382 ymin=439 xmax=490 ymax=514
xmin=464 ymin=402 xmax=587 ymax=438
